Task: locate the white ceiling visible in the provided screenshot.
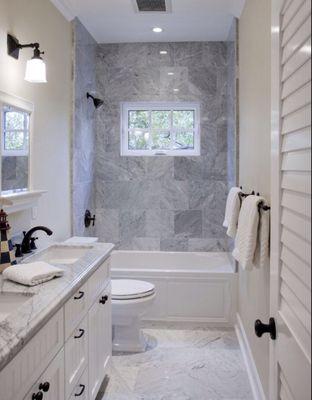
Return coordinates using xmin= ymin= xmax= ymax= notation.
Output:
xmin=50 ymin=0 xmax=246 ymax=43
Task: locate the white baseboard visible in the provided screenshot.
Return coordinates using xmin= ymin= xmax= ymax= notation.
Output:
xmin=235 ymin=313 xmax=266 ymax=400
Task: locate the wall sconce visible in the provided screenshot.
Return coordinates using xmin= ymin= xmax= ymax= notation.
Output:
xmin=7 ymin=34 xmax=47 ymax=83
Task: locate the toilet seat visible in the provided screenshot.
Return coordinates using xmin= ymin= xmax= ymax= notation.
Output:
xmin=112 ymin=279 xmax=155 ymax=300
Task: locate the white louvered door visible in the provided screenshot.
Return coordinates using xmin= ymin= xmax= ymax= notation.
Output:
xmin=271 ymin=0 xmax=311 ymax=399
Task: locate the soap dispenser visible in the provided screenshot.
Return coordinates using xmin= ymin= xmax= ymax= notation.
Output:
xmin=0 ymin=209 xmax=17 ymax=273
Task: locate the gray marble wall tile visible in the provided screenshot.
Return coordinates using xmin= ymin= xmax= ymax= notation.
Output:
xmin=174 ymin=210 xmax=203 ymax=238
xmin=92 ymin=42 xmax=236 ymax=251
xmin=119 ymin=210 xmax=146 ymax=240
xmin=160 ymin=238 xmax=188 ymax=252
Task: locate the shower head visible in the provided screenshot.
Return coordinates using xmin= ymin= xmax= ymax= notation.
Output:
xmin=87 ymin=92 xmax=104 ymax=109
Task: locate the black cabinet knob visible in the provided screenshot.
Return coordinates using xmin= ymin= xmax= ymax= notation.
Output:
xmin=74 ymin=291 xmax=84 ymax=300
xmin=99 ymin=295 xmax=108 ymax=304
xmin=255 ymin=318 xmax=276 ymax=340
xmin=74 ymin=329 xmax=85 ymax=339
xmin=39 ymin=382 xmax=50 ymax=392
xmin=32 ymin=392 xmax=43 ymax=400
xmin=75 ymin=384 xmax=86 ymax=397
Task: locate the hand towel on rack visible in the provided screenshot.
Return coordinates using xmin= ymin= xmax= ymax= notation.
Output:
xmin=223 ymin=187 xmax=242 ymax=238
xmin=254 ymin=207 xmax=270 ymax=269
xmin=232 ymin=195 xmax=267 ymax=270
xmin=3 ymin=261 xmax=64 ymax=286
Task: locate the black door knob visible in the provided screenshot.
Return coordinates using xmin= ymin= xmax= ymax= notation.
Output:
xmin=99 ymin=295 xmax=108 ymax=304
xmin=255 ymin=318 xmax=276 ymax=340
xmin=32 ymin=392 xmax=43 ymax=400
xmin=39 ymin=382 xmax=50 ymax=392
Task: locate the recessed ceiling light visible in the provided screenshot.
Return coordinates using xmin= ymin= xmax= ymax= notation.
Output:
xmin=168 ymin=72 xmax=174 ymax=76
xmin=152 ymin=27 xmax=163 ymax=33
xmin=160 ymin=50 xmax=168 ymax=55
xmin=173 ymin=88 xmax=179 ymax=92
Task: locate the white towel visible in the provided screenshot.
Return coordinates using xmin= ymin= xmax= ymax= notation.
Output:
xmin=254 ymin=208 xmax=270 ymax=269
xmin=232 ymin=195 xmax=269 ymax=270
xmin=3 ymin=261 xmax=64 ymax=286
xmin=223 ymin=187 xmax=242 ymax=238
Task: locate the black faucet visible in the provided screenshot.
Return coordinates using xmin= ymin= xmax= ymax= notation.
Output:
xmin=21 ymin=226 xmax=53 ymax=254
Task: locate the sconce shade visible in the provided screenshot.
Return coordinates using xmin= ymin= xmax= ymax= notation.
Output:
xmin=25 ymin=58 xmax=47 ymax=83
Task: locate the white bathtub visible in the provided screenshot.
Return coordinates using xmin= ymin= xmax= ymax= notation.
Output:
xmin=111 ymin=251 xmax=237 ymax=326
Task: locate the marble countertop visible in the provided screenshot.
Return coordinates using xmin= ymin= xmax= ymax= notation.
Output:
xmin=0 ymin=241 xmax=114 ymax=372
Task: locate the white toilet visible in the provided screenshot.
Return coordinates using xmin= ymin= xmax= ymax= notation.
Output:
xmin=111 ymin=279 xmax=156 ymax=353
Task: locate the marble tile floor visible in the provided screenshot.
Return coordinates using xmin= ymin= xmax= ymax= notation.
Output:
xmin=99 ymin=325 xmax=253 ymax=400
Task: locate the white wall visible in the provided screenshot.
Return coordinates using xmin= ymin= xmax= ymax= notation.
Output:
xmin=238 ymin=0 xmax=271 ymax=396
xmin=0 ymin=0 xmax=72 ymax=245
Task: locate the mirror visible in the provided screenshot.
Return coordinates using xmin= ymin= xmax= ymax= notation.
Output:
xmin=0 ymin=92 xmax=32 ymax=194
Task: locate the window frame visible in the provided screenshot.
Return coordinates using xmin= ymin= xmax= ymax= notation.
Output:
xmin=121 ymin=102 xmax=201 ymax=156
xmin=1 ymin=106 xmax=30 ymax=157
xmin=0 ymin=90 xmax=34 ymax=194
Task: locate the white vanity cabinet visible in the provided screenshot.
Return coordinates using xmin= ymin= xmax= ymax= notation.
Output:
xmin=24 ymin=349 xmax=65 ymax=400
xmin=0 ymin=256 xmax=112 ymax=400
xmin=88 ymin=286 xmax=111 ymax=400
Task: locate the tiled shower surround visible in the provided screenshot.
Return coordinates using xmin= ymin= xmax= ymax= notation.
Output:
xmin=93 ymin=42 xmax=235 ymax=251
xmin=72 ymin=19 xmax=97 ymax=236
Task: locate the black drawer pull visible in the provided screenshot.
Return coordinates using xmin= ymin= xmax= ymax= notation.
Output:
xmin=99 ymin=295 xmax=108 ymax=304
xmin=39 ymin=382 xmax=50 ymax=392
xmin=75 ymin=384 xmax=86 ymax=397
xmin=74 ymin=291 xmax=84 ymax=300
xmin=74 ymin=329 xmax=85 ymax=339
xmin=32 ymin=392 xmax=43 ymax=400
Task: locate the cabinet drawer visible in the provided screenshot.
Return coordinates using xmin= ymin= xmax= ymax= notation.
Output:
xmin=65 ymin=316 xmax=88 ymax=399
xmin=69 ymin=368 xmax=88 ymax=400
xmin=64 ymin=282 xmax=88 ymax=339
xmin=0 ymin=308 xmax=64 ymax=400
xmin=24 ymin=348 xmax=65 ymax=400
xmin=88 ymin=258 xmax=110 ymax=306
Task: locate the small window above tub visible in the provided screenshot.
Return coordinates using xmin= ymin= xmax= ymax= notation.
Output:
xmin=121 ymin=102 xmax=200 ymax=156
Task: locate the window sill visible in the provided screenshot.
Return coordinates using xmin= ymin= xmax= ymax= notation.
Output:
xmin=0 ymin=190 xmax=47 ymax=214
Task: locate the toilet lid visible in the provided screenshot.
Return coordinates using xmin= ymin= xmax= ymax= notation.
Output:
xmin=112 ymin=279 xmax=155 ymax=300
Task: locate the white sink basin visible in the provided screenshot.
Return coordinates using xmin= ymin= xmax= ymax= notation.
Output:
xmin=0 ymin=292 xmax=34 ymax=322
xmin=34 ymin=245 xmax=92 ymax=265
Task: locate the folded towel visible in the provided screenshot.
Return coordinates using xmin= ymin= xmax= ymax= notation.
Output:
xmin=3 ymin=261 xmax=64 ymax=286
xmin=254 ymin=208 xmax=270 ymax=269
xmin=223 ymin=187 xmax=242 ymax=238
xmin=232 ymin=195 xmax=269 ymax=270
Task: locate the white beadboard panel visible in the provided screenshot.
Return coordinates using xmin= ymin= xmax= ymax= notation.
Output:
xmin=282 ymin=207 xmax=311 ymax=241
xmin=282 ymin=189 xmax=311 ymax=217
xmin=282 ymin=59 xmax=311 ymax=99
xmin=282 ymin=128 xmax=311 ymax=152
xmin=282 ymin=148 xmax=311 ymax=171
xmin=282 ymin=17 xmax=311 ymax=64
xmin=282 ymin=171 xmax=311 ymax=193
xmin=281 ymin=281 xmax=311 ymax=333
xmin=282 ymin=82 xmax=311 ymax=116
xmin=281 ymin=263 xmax=311 ymax=308
xmin=282 ymin=0 xmax=306 ymax=29
xmin=281 ymin=227 xmax=311 ymax=259
xmin=282 ymin=104 xmax=311 ymax=134
xmin=282 ymin=0 xmax=312 ymax=46
xmin=282 ymin=38 xmax=311 ymax=81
